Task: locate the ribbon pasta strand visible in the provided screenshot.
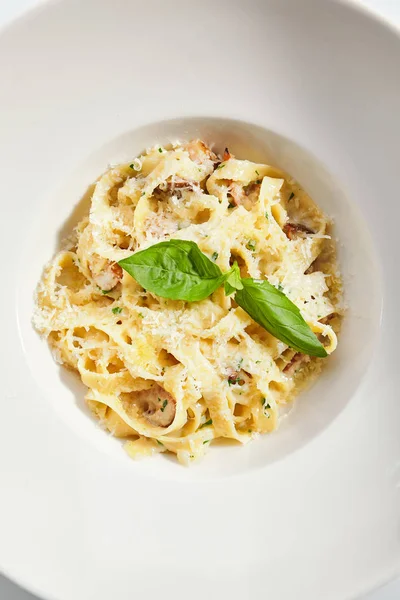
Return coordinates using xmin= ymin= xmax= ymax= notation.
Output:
xmin=34 ymin=140 xmax=342 ymax=465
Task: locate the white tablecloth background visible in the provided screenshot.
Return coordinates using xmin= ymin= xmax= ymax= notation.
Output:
xmin=0 ymin=0 xmax=399 ymax=598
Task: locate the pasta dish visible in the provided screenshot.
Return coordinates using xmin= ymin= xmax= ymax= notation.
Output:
xmin=34 ymin=140 xmax=342 ymax=465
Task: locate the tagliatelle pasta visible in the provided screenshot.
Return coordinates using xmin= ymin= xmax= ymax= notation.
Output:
xmin=33 ymin=140 xmax=342 ymax=465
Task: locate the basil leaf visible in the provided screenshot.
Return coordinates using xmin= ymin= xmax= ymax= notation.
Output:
xmin=118 ymin=240 xmax=225 ymax=301
xmin=235 ymin=278 xmax=327 ymax=357
xmin=224 ymin=262 xmax=243 ymax=296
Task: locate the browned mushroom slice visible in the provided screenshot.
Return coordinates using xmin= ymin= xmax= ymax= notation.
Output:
xmin=166 ymin=178 xmax=197 ymax=192
xmin=283 ymin=222 xmax=315 ymax=240
xmin=223 ymin=147 xmax=233 ymax=161
xmin=283 ymin=353 xmax=311 ymax=375
xmin=173 ymin=179 xmax=196 ymax=189
xmin=227 ymin=182 xmax=245 ymax=207
xmin=243 ymin=181 xmax=261 ymax=196
xmin=319 ymin=313 xmax=337 ymax=325
xmin=227 ymin=181 xmax=261 ymax=209
xmin=305 ymin=259 xmax=318 ymax=274
xmin=185 ymin=139 xmax=218 ymax=164
xmin=243 ymin=181 xmax=261 ymax=207
xmin=135 ymin=384 xmax=176 ymax=428
xmin=154 ymin=177 xmax=199 ymax=201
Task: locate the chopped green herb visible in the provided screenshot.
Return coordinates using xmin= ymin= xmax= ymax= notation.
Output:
xmin=255 ymin=169 xmax=260 ymax=176
xmin=138 ymin=312 xmax=144 ymax=318
xmin=203 ymin=440 xmax=211 ymax=444
xmin=246 ymin=240 xmax=256 ymax=252
xmin=276 ymin=283 xmax=284 ymax=292
xmin=261 ymin=398 xmax=271 ymax=415
xmin=190 ymin=454 xmax=194 ymax=459
xmin=141 ymin=191 xmax=146 ymax=196
xmin=288 ymin=192 xmax=294 ymax=201
xmin=129 ymin=159 xmax=141 ymax=171
xmin=255 ymin=360 xmax=261 ymax=364
xmin=160 ymin=399 xmax=168 ymax=412
xmin=158 ymin=147 xmax=163 ymax=153
xmin=265 ymin=211 xmax=269 ymax=219
xmin=228 ymin=376 xmax=241 ymax=386
xmin=156 ymin=440 xmax=164 ymax=446
xmin=216 ymin=163 xmax=225 ymax=170
xmin=237 ymin=357 xmax=243 ymax=368
xmin=112 ymin=306 xmax=122 ymax=314
xmin=101 ymin=289 xmax=111 ymax=295
xmin=200 ymin=419 xmax=213 ymax=428
xmin=255 ymin=179 xmax=261 ymax=184
xmin=211 ymin=252 xmax=219 ymax=261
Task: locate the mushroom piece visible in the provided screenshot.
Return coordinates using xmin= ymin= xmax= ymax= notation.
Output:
xmin=227 ymin=182 xmax=245 ymax=207
xmin=157 ymin=177 xmax=199 ymax=194
xmin=283 ymin=222 xmax=315 ymax=240
xmin=92 ymin=261 xmax=123 ymax=292
xmin=185 ymin=139 xmax=218 ymax=165
xmin=135 ymin=384 xmax=176 ymax=428
xmin=319 ymin=313 xmax=336 ymax=325
xmin=283 ymin=353 xmax=311 ymax=376
xmin=223 ymin=147 xmax=233 ymax=161
xmin=228 ymin=181 xmax=261 ymax=209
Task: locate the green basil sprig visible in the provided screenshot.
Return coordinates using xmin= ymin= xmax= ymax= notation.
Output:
xmin=235 ymin=279 xmax=327 ymax=357
xmin=118 ymin=240 xmax=225 ymax=301
xmin=224 ymin=261 xmax=243 ymax=296
xmin=118 ymin=240 xmax=327 ymax=357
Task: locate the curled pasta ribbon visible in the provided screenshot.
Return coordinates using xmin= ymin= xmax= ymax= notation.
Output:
xmin=33 ymin=140 xmax=342 ymax=464
xmin=311 ymin=322 xmax=337 ymax=355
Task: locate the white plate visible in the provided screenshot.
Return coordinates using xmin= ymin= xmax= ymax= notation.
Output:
xmin=1 ymin=1 xmax=399 ymax=599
